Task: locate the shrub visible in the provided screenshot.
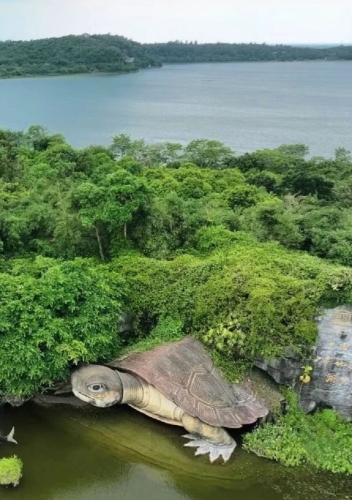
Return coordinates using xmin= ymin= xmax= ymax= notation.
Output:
xmin=114 ymin=240 xmax=352 ymax=378
xmin=243 ymin=393 xmax=352 ymax=474
xmin=0 ymin=456 xmax=23 ymax=487
xmin=0 ymin=257 xmax=124 ymax=396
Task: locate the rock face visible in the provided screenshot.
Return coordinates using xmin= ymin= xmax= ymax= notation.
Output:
xmin=256 ymin=305 xmax=352 ymax=420
xmin=255 ymin=348 xmax=302 ymax=387
xmin=244 ymin=368 xmax=285 ymax=419
xmin=0 ymin=396 xmax=29 ymax=407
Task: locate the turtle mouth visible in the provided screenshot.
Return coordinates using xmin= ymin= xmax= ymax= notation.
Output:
xmin=73 ymin=390 xmax=97 ymax=405
xmin=74 ymin=390 xmax=115 ymax=408
xmin=79 ymin=391 xmax=94 ymax=401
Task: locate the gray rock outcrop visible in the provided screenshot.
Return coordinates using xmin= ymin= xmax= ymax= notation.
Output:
xmin=256 ymin=305 xmax=352 ymax=420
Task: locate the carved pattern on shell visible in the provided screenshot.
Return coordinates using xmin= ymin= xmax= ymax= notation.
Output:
xmin=108 ymin=337 xmax=267 ymax=428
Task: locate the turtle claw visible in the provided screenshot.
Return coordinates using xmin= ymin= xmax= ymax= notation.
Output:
xmin=182 ymin=434 xmax=197 ymax=440
xmin=182 ymin=435 xmax=236 ymax=463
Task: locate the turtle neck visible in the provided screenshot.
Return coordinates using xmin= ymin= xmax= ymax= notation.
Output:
xmin=117 ymin=371 xmax=144 ymax=405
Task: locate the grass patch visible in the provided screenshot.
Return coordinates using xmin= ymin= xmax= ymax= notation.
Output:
xmin=243 ymin=393 xmax=352 ymax=475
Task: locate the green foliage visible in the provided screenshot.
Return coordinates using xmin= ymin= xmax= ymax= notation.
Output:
xmin=120 ymin=316 xmax=184 ymax=355
xmin=243 ymin=393 xmax=352 ymax=474
xmin=114 ymin=241 xmax=352 ymax=378
xmin=194 ymin=226 xmax=242 ymax=253
xmin=281 ymin=166 xmax=334 ymax=199
xmin=2 ymin=127 xmax=352 ymax=266
xmin=71 ymin=171 xmax=148 ymax=260
xmin=240 ymin=199 xmax=304 ymax=249
xmin=2 ymin=36 xmax=351 ymax=80
xmin=0 ymin=35 xmax=160 ymax=79
xmin=0 ymin=456 xmax=23 ymax=486
xmin=2 ymin=126 xmax=352 ymax=401
xmin=226 ymin=184 xmax=264 ymax=209
xmin=204 ymin=312 xmax=247 ymax=353
xmin=145 ymin=41 xmax=352 ymax=63
xmin=276 ymin=144 xmax=309 ymax=159
xmin=0 ymin=257 xmax=124 ymax=396
xmin=299 ymin=365 xmax=313 ymax=384
xmin=111 ymin=134 xmax=237 ymax=170
xmin=183 ymin=139 xmax=233 ymax=168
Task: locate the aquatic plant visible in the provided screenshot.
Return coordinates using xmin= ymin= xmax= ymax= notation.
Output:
xmin=243 ymin=393 xmax=352 ymax=475
xmin=0 ymin=456 xmax=23 ymax=487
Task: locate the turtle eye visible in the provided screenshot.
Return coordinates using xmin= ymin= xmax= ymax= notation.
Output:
xmin=88 ymin=383 xmax=106 ymax=393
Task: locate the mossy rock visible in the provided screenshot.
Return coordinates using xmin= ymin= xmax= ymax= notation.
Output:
xmin=246 ymin=368 xmax=285 ymax=418
xmin=0 ymin=456 xmax=23 ymax=487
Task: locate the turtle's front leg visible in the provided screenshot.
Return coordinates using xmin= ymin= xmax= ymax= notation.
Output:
xmin=181 ymin=414 xmax=236 ymax=463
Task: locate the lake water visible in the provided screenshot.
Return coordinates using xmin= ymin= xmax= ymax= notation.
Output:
xmin=1 ymin=403 xmax=351 ymax=500
xmin=0 ymin=62 xmax=351 ymax=157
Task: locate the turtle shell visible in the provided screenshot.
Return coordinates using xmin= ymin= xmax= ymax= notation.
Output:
xmin=107 ymin=337 xmax=268 ymax=428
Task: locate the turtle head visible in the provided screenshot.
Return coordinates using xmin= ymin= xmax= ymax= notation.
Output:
xmin=71 ymin=365 xmax=123 ymax=408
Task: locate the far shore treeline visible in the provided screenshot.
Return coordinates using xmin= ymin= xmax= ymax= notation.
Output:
xmin=0 ymin=34 xmax=351 ymax=78
xmin=1 ymin=127 xmax=352 ymax=473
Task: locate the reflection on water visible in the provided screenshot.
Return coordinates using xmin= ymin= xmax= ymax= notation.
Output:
xmin=0 ymin=403 xmax=351 ymax=500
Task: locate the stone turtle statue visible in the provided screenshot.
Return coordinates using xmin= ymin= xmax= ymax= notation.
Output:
xmin=72 ymin=337 xmax=268 ymax=463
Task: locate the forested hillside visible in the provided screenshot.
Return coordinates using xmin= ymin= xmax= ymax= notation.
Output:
xmin=1 ymin=126 xmax=352 ymax=393
xmin=0 ymin=35 xmax=351 ymax=78
xmin=145 ymin=41 xmax=352 ymax=63
xmin=0 ymin=34 xmax=160 ymax=78
xmin=1 ymin=129 xmax=352 ymax=265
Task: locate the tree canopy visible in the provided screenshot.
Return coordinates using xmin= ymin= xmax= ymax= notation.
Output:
xmin=0 ymin=35 xmax=351 ymax=78
xmin=0 ymin=34 xmax=160 ymax=78
xmin=1 ymin=126 xmax=352 ymax=397
xmin=145 ymin=41 xmax=352 ymax=63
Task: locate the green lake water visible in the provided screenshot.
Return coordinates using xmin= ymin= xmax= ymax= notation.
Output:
xmin=0 ymin=404 xmax=351 ymax=500
xmin=0 ymin=61 xmax=351 ymax=157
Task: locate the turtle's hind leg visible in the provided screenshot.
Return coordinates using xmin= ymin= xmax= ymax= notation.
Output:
xmin=181 ymin=414 xmax=236 ymax=463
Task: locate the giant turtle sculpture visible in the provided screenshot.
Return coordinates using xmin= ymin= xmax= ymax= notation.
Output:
xmin=71 ymin=337 xmax=268 ymax=463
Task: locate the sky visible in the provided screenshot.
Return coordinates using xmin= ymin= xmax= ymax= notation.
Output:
xmin=0 ymin=0 xmax=351 ymax=44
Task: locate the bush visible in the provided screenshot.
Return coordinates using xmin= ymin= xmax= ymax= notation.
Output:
xmin=0 ymin=257 xmax=124 ymax=396
xmin=194 ymin=226 xmax=239 ymax=253
xmin=114 ymin=240 xmax=352 ymax=378
xmin=243 ymin=393 xmax=352 ymax=474
xmin=0 ymin=456 xmax=23 ymax=487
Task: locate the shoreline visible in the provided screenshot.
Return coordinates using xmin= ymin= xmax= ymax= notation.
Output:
xmin=0 ymin=59 xmax=350 ymax=81
xmin=0 ymin=68 xmax=140 ymax=81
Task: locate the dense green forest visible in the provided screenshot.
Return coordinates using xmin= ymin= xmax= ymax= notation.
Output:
xmin=1 ymin=127 xmax=352 ymax=472
xmin=0 ymin=35 xmax=160 ymax=78
xmin=0 ymin=35 xmax=351 ymax=78
xmin=145 ymin=41 xmax=352 ymax=63
xmin=1 ymin=126 xmax=352 ymax=389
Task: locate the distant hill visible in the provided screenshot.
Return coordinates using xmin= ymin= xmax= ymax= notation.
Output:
xmin=291 ymin=43 xmax=351 ymax=48
xmin=0 ymin=34 xmax=161 ymax=78
xmin=0 ymin=35 xmax=351 ymax=79
xmin=145 ymin=41 xmax=352 ymax=63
